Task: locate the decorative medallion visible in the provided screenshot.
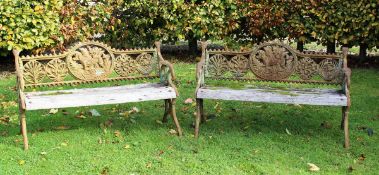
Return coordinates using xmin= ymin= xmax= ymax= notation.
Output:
xmin=23 ymin=61 xmax=45 ymax=84
xmin=66 ymin=44 xmax=114 ymax=80
xmin=45 ymin=59 xmax=68 ymax=82
xmin=319 ymin=59 xmax=342 ymax=82
xmin=250 ymin=44 xmax=297 ymax=80
xmin=296 ymin=57 xmax=319 ymax=80
xmin=228 ymin=55 xmax=249 ymax=77
xmin=208 ymin=54 xmax=228 ymax=77
xmin=136 ymin=53 xmax=153 ymax=75
xmin=115 ymin=54 xmax=139 ymax=77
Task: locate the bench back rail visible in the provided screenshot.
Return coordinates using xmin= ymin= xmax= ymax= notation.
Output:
xmin=204 ymin=42 xmax=346 ymax=85
xmin=13 ymin=41 xmax=175 ymax=90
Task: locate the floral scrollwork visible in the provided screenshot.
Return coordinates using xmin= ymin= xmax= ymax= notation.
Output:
xmin=23 ymin=60 xmax=45 ymax=84
xmin=228 ymin=55 xmax=249 ymax=77
xmin=250 ymin=44 xmax=297 ymax=80
xmin=296 ymin=57 xmax=319 ymax=80
xmin=208 ymin=54 xmax=228 ymax=77
xmin=114 ymin=54 xmax=139 ymax=77
xmin=45 ymin=59 xmax=68 ymax=82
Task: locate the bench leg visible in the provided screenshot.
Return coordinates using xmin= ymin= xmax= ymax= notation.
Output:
xmin=198 ymin=99 xmax=206 ymax=123
xmin=169 ymin=99 xmax=182 ymax=136
xmin=162 ymin=99 xmax=170 ymax=123
xmin=342 ymin=106 xmax=350 ymax=149
xmin=195 ymin=99 xmax=201 ymax=138
xmin=19 ymin=109 xmax=29 ymax=150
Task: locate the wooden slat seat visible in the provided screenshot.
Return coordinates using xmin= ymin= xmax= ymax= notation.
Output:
xmin=24 ymin=83 xmax=176 ymax=110
xmin=197 ymin=86 xmax=347 ymax=106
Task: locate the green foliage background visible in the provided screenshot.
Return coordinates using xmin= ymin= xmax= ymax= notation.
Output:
xmin=0 ymin=0 xmax=378 ymax=53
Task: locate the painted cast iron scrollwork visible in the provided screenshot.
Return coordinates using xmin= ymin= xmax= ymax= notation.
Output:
xmin=228 ymin=55 xmax=249 ymax=77
xmin=45 ymin=59 xmax=68 ymax=82
xmin=207 ymin=54 xmax=228 ymax=77
xmin=296 ymin=57 xmax=319 ymax=80
xmin=23 ymin=60 xmax=45 ymax=84
xmin=250 ymin=43 xmax=297 ymax=80
xmin=66 ymin=44 xmax=114 ymax=80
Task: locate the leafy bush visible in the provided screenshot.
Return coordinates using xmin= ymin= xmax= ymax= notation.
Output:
xmin=0 ymin=0 xmax=63 ymax=51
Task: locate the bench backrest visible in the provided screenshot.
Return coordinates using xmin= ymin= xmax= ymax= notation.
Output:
xmin=202 ymin=42 xmax=348 ymax=86
xmin=13 ymin=41 xmax=163 ymax=90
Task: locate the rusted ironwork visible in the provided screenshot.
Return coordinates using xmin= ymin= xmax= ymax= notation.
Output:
xmin=16 ymin=41 xmax=169 ymax=89
xmin=195 ymin=41 xmax=351 ymax=149
xmin=202 ymin=42 xmax=344 ymax=84
xmin=13 ymin=41 xmax=180 ymax=150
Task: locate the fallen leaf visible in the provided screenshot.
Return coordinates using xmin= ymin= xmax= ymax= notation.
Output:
xmin=101 ymin=167 xmax=109 ymax=175
xmin=61 ymin=142 xmax=68 ymax=147
xmin=49 ymin=109 xmax=58 ymax=114
xmin=104 ymin=119 xmax=113 ymax=128
xmin=184 ymin=98 xmax=193 ymax=104
xmin=169 ymin=129 xmax=178 ymax=135
xmin=124 ymin=144 xmax=131 ymax=149
xmin=75 ymin=114 xmax=87 ymax=119
xmin=128 ymin=107 xmax=140 ymax=114
xmin=40 ymin=151 xmax=47 ymax=155
xmin=158 ymin=150 xmax=164 ymax=156
xmin=307 ymin=163 xmax=320 ymax=172
xmin=54 ymin=125 xmax=70 ymax=130
xmin=146 ymin=162 xmax=152 ymax=168
xmin=89 ymin=109 xmax=101 ymax=117
xmin=358 ymin=154 xmax=366 ymax=161
xmin=114 ymin=130 xmax=122 ymax=138
xmin=348 ymin=165 xmax=354 ymax=172
xmin=285 ymin=128 xmax=292 ymax=135
xmin=119 ymin=112 xmax=129 ymax=118
xmin=1 ymin=101 xmax=17 ymax=109
xmin=18 ymin=160 xmax=25 ymax=165
xmin=0 ymin=116 xmax=10 ymax=124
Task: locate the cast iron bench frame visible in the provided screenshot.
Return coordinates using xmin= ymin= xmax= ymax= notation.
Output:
xmin=13 ymin=41 xmax=182 ymax=150
xmin=195 ymin=41 xmax=351 ymax=148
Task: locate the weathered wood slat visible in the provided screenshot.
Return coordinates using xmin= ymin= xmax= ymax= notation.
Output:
xmin=24 ymin=83 xmax=176 ymax=110
xmin=197 ymin=86 xmax=347 ymax=106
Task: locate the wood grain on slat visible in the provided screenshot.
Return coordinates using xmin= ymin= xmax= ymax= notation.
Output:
xmin=197 ymin=86 xmax=347 ymax=106
xmin=24 ymin=83 xmax=176 ymax=110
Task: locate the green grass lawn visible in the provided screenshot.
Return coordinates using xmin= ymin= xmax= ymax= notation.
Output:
xmin=1 ymin=62 xmax=378 ymax=174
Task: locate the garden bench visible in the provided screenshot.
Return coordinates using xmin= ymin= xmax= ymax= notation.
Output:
xmin=195 ymin=42 xmax=351 ymax=148
xmin=13 ymin=41 xmax=182 ymax=150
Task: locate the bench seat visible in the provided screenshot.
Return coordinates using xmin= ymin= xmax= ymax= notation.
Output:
xmin=24 ymin=83 xmax=176 ymax=110
xmin=197 ymin=86 xmax=348 ymax=106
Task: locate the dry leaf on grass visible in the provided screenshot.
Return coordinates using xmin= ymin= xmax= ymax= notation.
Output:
xmin=114 ymin=130 xmax=122 ymax=138
xmin=18 ymin=160 xmax=25 ymax=165
xmin=0 ymin=116 xmax=10 ymax=124
xmin=358 ymin=154 xmax=366 ymax=161
xmin=285 ymin=128 xmax=292 ymax=135
xmin=184 ymin=98 xmax=193 ymax=104
xmin=1 ymin=101 xmax=17 ymax=109
xmin=124 ymin=144 xmax=131 ymax=149
xmin=49 ymin=109 xmax=58 ymax=114
xmin=307 ymin=163 xmax=320 ymax=172
xmin=89 ymin=109 xmax=101 ymax=117
xmin=169 ymin=129 xmax=178 ymax=135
